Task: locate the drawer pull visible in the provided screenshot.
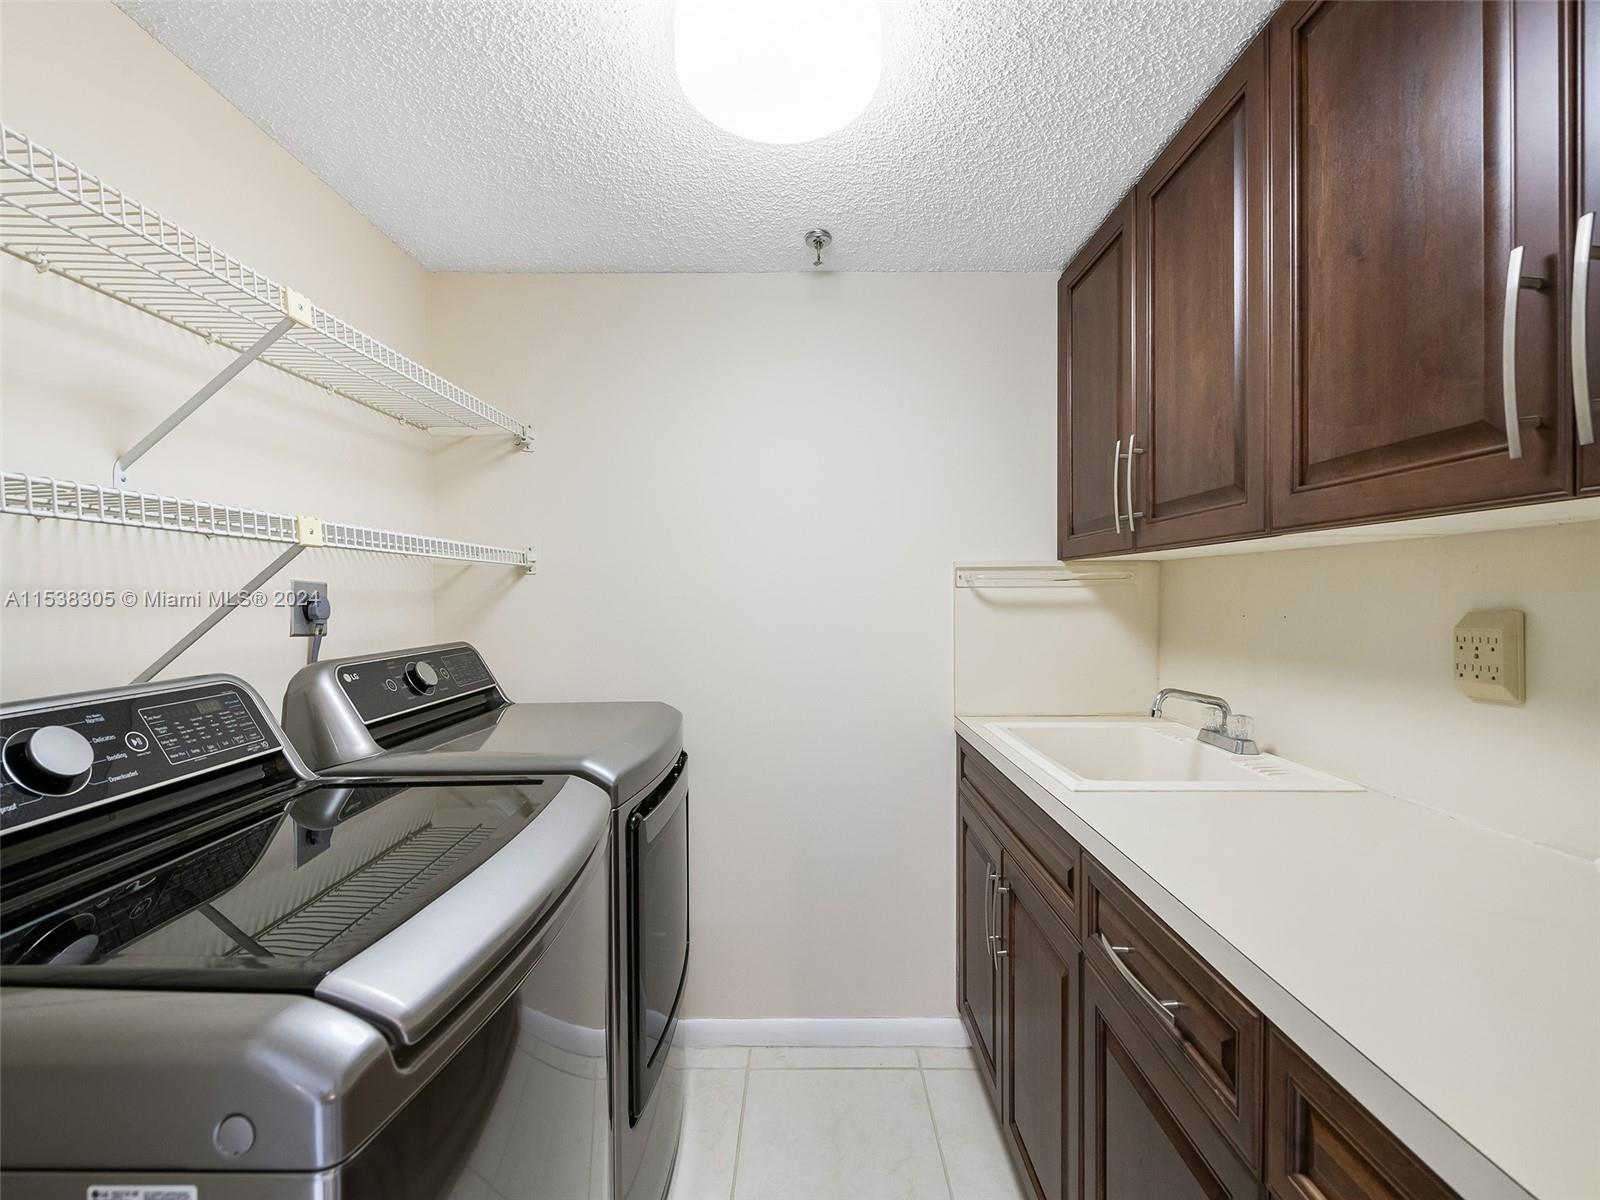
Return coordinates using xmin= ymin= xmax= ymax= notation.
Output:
xmin=1099 ymin=933 xmax=1183 ymax=1029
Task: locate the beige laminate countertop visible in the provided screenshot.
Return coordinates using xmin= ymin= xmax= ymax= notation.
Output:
xmin=956 ymin=715 xmax=1599 ymax=1200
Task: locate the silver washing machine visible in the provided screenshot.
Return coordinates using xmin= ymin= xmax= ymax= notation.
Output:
xmin=0 ymin=673 xmax=612 ymax=1199
xmin=281 ymin=642 xmax=688 ymax=1200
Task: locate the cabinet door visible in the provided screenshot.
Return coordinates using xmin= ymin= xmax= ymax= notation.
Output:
xmin=958 ymin=788 xmax=1004 ymax=1098
xmin=999 ymin=857 xmax=1081 ymax=1200
xmin=1578 ymin=0 xmax=1600 ymax=493
xmin=1268 ymin=0 xmax=1570 ymax=529
xmin=1060 ymin=200 xmax=1136 ymax=558
xmin=1131 ymin=33 xmax=1268 ymax=549
xmin=1083 ymin=967 xmax=1259 ymax=1200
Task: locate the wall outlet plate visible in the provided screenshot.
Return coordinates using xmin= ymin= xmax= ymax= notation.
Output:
xmin=1453 ymin=608 xmax=1524 ymax=704
xmin=288 ymin=580 xmax=329 ymax=637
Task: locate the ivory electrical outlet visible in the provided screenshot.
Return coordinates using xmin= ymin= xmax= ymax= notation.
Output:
xmin=1453 ymin=609 xmax=1525 ymax=704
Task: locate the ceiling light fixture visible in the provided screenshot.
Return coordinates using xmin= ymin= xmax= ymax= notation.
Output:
xmin=674 ymin=0 xmax=882 ymax=145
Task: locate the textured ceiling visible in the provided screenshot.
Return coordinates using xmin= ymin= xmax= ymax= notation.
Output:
xmin=116 ymin=0 xmax=1276 ymax=273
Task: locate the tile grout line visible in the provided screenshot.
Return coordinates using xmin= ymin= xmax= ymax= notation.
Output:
xmin=918 ymin=1066 xmax=959 ymax=1200
xmin=725 ymin=1065 xmax=751 ymax=1200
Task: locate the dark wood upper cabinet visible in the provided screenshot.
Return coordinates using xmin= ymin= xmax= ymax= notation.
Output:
xmin=957 ymin=786 xmax=1004 ymax=1101
xmin=1578 ymin=0 xmax=1600 ymax=494
xmin=1266 ymin=1031 xmax=1460 ymax=1200
xmin=1132 ymin=33 xmax=1269 ymax=549
xmin=1268 ymin=0 xmax=1571 ymax=529
xmin=1084 ymin=966 xmax=1261 ymax=1200
xmin=1000 ymin=857 xmax=1082 ymax=1200
xmin=1059 ymin=200 xmax=1136 ymax=558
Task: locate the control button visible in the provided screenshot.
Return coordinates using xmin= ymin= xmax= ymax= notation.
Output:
xmin=383 ymin=679 xmax=398 ymax=693
xmin=3 ymin=726 xmax=95 ymax=797
xmin=404 ymin=660 xmax=439 ymax=696
xmin=124 ymin=731 xmax=151 ymax=753
xmin=214 ymin=1113 xmax=256 ymax=1157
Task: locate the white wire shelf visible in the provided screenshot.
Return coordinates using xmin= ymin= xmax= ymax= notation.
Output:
xmin=2 ymin=472 xmax=535 ymax=572
xmin=0 ymin=124 xmax=530 ymax=447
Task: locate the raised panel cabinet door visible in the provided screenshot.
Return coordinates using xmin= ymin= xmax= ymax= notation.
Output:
xmin=1083 ymin=967 xmax=1259 ymax=1200
xmin=1269 ymin=0 xmax=1570 ymax=530
xmin=1577 ymin=1 xmax=1600 ymax=493
xmin=958 ymin=789 xmax=1004 ymax=1099
xmin=999 ymin=859 xmax=1081 ymax=1200
xmin=1132 ymin=32 xmax=1269 ymax=549
xmin=1060 ymin=199 xmax=1137 ymax=559
xmin=1266 ymin=1031 xmax=1460 ymax=1200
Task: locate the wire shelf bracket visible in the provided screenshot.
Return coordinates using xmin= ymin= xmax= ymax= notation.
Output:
xmin=0 ymin=123 xmax=534 ymax=481
xmin=2 ymin=472 xmax=536 ymax=682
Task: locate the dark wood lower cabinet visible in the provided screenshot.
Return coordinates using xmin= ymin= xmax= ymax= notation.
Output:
xmin=955 ymin=737 xmax=1464 ymax=1200
xmin=1000 ymin=859 xmax=1081 ymax=1200
xmin=1266 ymin=1032 xmax=1458 ymax=1200
xmin=1084 ymin=966 xmax=1260 ymax=1200
xmin=957 ymin=786 xmax=1004 ymax=1100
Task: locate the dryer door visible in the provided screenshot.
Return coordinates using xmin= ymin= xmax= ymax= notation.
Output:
xmin=626 ymin=754 xmax=689 ymax=1122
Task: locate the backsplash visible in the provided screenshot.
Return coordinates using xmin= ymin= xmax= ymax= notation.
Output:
xmin=1156 ymin=519 xmax=1600 ymax=859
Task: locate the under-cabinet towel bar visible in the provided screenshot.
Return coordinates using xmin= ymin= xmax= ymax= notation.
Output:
xmin=955 ymin=566 xmax=1134 ymax=588
xmin=0 ymin=124 xmax=532 ymax=458
xmin=2 ymin=472 xmax=535 ymax=572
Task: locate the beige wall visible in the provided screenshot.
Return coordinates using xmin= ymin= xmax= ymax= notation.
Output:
xmin=9 ymin=0 xmax=1590 ymax=1037
xmin=1 ymin=1 xmax=443 ymax=704
xmin=1157 ymin=521 xmax=1600 ymax=859
xmin=426 ymin=271 xmax=1059 ymax=1019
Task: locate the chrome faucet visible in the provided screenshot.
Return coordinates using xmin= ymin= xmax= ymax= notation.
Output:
xmin=1150 ymin=688 xmax=1259 ymax=756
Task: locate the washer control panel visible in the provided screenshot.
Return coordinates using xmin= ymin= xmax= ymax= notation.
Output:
xmin=335 ymin=645 xmax=497 ymax=725
xmin=0 ymin=683 xmax=280 ymax=836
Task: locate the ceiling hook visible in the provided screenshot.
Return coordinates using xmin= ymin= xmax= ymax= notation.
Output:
xmin=804 ymin=228 xmax=833 ymax=268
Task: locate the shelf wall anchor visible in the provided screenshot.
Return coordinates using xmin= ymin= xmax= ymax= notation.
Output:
xmin=113 ymin=290 xmax=311 ymax=485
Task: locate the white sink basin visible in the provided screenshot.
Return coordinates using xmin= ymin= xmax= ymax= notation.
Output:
xmin=983 ymin=719 xmax=1360 ymax=792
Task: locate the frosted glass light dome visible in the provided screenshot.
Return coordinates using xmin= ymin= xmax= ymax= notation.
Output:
xmin=674 ymin=0 xmax=882 ymax=145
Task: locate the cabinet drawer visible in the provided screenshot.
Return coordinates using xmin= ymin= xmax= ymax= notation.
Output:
xmin=957 ymin=740 xmax=1082 ymax=937
xmin=1266 ymin=1031 xmax=1459 ymax=1200
xmin=1084 ymin=857 xmax=1262 ymax=1167
xmin=1084 ymin=963 xmax=1260 ymax=1200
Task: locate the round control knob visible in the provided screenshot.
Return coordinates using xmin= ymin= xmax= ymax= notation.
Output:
xmin=4 ymin=725 xmax=95 ymax=796
xmin=403 ymin=660 xmax=439 ymax=696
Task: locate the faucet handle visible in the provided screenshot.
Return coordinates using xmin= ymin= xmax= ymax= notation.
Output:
xmin=1201 ymin=705 xmax=1228 ymax=732
xmin=1225 ymin=713 xmax=1255 ymax=742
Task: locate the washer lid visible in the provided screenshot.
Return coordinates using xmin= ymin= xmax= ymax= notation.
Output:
xmin=0 ymin=773 xmax=600 ymax=1013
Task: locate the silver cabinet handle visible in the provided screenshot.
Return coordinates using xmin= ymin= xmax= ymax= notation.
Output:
xmin=1097 ymin=933 xmax=1183 ymax=1029
xmin=1572 ymin=212 xmax=1598 ymax=447
xmin=1123 ymin=436 xmax=1144 ymax=529
xmin=984 ymin=866 xmax=998 ymax=966
xmin=1501 ymin=246 xmax=1549 ymax=459
xmin=1503 ymin=245 xmax=1527 ymax=460
xmin=993 ymin=882 xmax=1010 ymax=959
xmin=1110 ymin=438 xmax=1124 ymax=534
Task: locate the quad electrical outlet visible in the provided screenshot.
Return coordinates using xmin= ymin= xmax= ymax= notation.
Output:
xmin=1453 ymin=608 xmax=1525 ymax=704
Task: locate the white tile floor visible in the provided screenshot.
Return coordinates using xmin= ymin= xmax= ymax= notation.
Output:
xmin=667 ymin=1047 xmax=1031 ymax=1200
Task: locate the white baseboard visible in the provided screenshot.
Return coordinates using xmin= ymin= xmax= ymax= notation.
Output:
xmin=673 ymin=1017 xmax=969 ymax=1048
